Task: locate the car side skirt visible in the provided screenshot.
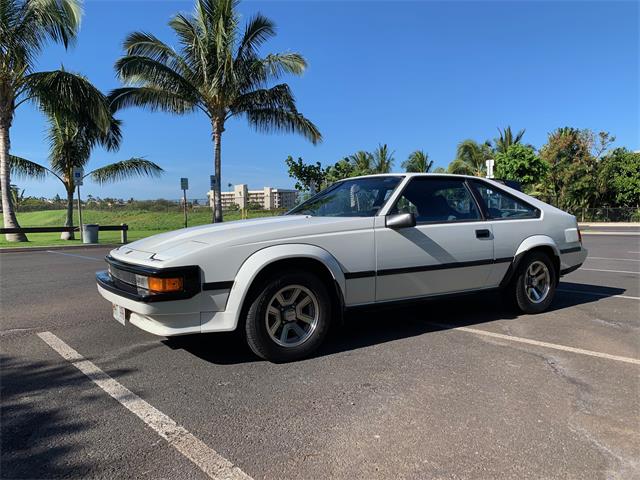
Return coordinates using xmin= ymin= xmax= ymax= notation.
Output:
xmin=345 ymin=286 xmax=502 ymax=311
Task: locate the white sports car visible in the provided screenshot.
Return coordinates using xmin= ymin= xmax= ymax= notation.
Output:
xmin=97 ymin=174 xmax=587 ymax=362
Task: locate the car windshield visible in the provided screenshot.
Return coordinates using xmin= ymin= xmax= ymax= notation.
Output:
xmin=288 ymin=176 xmax=402 ymax=217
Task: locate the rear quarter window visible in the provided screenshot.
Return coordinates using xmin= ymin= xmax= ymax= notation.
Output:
xmin=472 ymin=181 xmax=540 ymax=220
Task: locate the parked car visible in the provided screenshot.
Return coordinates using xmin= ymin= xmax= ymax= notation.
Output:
xmin=96 ymin=174 xmax=587 ymax=362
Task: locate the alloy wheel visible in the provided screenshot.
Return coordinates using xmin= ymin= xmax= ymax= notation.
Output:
xmin=524 ymin=260 xmax=551 ymax=304
xmin=265 ymin=285 xmax=320 ymax=347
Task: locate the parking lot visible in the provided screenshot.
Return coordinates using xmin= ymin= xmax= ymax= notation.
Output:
xmin=1 ymin=232 xmax=639 ymax=480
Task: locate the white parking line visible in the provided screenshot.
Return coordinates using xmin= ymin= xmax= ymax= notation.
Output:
xmin=558 ymin=288 xmax=640 ymax=301
xmin=581 ymin=268 xmax=639 ymax=275
xmin=434 ymin=324 xmax=640 ymax=365
xmin=37 ymin=332 xmax=252 ymax=480
xmin=46 ymin=250 xmax=102 ymax=261
xmin=588 ymin=257 xmax=640 ymax=262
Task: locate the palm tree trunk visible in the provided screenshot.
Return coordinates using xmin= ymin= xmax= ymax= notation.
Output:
xmin=61 ymin=185 xmax=75 ymax=240
xmin=0 ymin=107 xmax=27 ymax=242
xmin=212 ymin=118 xmax=224 ymax=223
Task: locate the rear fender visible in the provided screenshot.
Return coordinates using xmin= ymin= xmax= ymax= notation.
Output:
xmin=500 ymin=235 xmax=560 ymax=287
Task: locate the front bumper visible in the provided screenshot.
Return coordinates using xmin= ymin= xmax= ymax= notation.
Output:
xmin=97 ymin=282 xmax=202 ymax=336
xmin=96 ymin=256 xmax=234 ymax=336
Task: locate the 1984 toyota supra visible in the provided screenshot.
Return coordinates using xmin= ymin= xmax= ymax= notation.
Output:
xmin=96 ymin=174 xmax=587 ymax=362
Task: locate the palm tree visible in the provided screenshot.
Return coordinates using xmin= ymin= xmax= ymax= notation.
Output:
xmin=0 ymin=0 xmax=113 ymax=241
xmin=402 ymin=150 xmax=433 ymax=173
xmin=448 ymin=140 xmax=493 ymax=176
xmin=372 ymin=144 xmax=394 ymax=173
xmin=11 ymin=86 xmax=163 ymax=239
xmin=347 ymin=151 xmax=374 ymax=175
xmin=110 ymin=0 xmax=321 ymax=223
xmin=494 ymin=126 xmax=526 ymax=154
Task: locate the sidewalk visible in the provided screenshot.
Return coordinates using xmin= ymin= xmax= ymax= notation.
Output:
xmin=579 ymin=222 xmax=640 ymax=227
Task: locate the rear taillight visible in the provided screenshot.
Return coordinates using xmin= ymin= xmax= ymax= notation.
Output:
xmin=577 ymin=228 xmax=582 ymax=244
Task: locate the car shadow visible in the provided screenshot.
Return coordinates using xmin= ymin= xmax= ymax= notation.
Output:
xmin=166 ymin=282 xmax=627 ymax=365
xmin=1 ymin=355 xmax=135 ymax=479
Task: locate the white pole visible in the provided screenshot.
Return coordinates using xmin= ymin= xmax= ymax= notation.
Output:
xmin=77 ymin=184 xmax=83 ymax=241
xmin=485 ymin=159 xmax=495 ymax=179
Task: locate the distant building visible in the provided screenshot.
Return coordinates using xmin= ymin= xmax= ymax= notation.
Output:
xmin=208 ymin=184 xmax=298 ymax=211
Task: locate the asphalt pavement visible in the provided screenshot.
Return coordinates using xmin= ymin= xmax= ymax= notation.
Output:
xmin=1 ymin=232 xmax=639 ymax=480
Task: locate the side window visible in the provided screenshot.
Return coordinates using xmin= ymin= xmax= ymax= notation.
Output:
xmin=392 ymin=178 xmax=481 ymax=223
xmin=473 ymin=182 xmax=539 ymax=219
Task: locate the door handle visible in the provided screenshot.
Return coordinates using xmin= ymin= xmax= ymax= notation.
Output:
xmin=475 ymin=229 xmax=491 ymax=239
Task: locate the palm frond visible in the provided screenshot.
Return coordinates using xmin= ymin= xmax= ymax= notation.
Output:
xmin=236 ymin=13 xmax=276 ymax=59
xmin=348 ymin=151 xmax=374 ymax=173
xmin=372 ymin=144 xmax=394 ymax=173
xmin=115 ymin=55 xmax=201 ymax=103
xmin=230 ymin=83 xmax=296 ymax=115
xmin=24 ymin=69 xmax=111 ymax=130
xmin=245 ymin=108 xmax=322 ymax=144
xmin=447 ymin=158 xmax=474 ymax=175
xmin=12 ymin=0 xmax=81 ymax=55
xmin=88 ymin=158 xmax=164 ymax=185
xmin=9 ymin=155 xmax=51 ymax=180
xmin=108 ymin=87 xmax=198 ymax=115
xmin=263 ymin=53 xmax=307 ymax=80
xmin=123 ymin=31 xmax=176 ymax=64
xmin=402 ymin=150 xmax=432 ymax=173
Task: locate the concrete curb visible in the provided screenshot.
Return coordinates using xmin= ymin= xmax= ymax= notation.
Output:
xmin=0 ymin=243 xmax=119 ymax=254
xmin=581 ymin=231 xmax=639 ymax=236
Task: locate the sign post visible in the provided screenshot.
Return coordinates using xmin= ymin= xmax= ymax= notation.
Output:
xmin=181 ymin=178 xmax=189 ymax=228
xmin=73 ymin=167 xmax=84 ymax=241
xmin=209 ymin=175 xmax=217 ymax=219
xmin=485 ymin=159 xmax=495 ymax=179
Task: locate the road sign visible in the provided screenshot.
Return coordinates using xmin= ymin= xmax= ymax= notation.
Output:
xmin=180 ymin=178 xmax=189 ymax=190
xmin=72 ymin=167 xmax=84 ymax=186
xmin=210 ymin=175 xmax=217 ymax=190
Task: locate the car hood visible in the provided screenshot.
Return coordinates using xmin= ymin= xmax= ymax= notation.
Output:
xmin=113 ymin=215 xmax=370 ymax=260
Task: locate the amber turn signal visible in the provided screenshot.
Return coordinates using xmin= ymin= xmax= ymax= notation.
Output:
xmin=147 ymin=276 xmax=183 ymax=293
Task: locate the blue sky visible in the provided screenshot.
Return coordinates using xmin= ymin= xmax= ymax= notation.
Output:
xmin=11 ymin=0 xmax=639 ymax=200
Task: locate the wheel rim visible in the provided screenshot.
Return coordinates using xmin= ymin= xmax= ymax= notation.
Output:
xmin=265 ymin=285 xmax=320 ymax=348
xmin=524 ymin=260 xmax=551 ymax=304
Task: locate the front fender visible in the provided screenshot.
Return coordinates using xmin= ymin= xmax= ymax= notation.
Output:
xmin=202 ymin=244 xmax=346 ymax=333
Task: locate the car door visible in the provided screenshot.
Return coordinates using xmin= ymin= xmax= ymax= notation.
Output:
xmin=374 ymin=177 xmax=496 ymax=302
xmin=470 ymin=179 xmax=543 ymax=286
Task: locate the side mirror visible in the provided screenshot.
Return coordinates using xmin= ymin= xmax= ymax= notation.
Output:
xmin=385 ymin=212 xmax=416 ymax=229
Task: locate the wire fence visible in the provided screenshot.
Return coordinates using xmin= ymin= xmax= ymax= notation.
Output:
xmin=567 ymin=207 xmax=640 ymax=223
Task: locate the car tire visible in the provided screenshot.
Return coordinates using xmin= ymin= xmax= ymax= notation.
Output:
xmin=244 ymin=270 xmax=332 ymax=362
xmin=511 ymin=251 xmax=557 ymax=314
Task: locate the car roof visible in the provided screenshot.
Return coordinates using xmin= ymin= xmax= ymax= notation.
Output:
xmin=342 ymin=172 xmax=479 ymax=181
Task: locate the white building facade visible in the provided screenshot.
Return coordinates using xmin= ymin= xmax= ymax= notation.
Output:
xmin=208 ymin=184 xmax=299 ymax=211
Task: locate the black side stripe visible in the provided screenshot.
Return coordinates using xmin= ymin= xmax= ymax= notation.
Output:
xmin=345 ymin=257 xmax=513 ymax=279
xmin=344 ymin=270 xmax=376 ymax=280
xmin=202 ymin=281 xmax=234 ymax=290
xmin=560 ymin=247 xmax=582 ymax=254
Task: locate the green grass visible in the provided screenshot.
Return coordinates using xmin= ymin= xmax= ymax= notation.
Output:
xmin=0 ymin=209 xmax=278 ymax=248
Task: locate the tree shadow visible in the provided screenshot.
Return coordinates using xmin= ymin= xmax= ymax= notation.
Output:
xmin=167 ymin=282 xmax=627 ymax=365
xmin=1 ymin=355 xmax=133 ymax=479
